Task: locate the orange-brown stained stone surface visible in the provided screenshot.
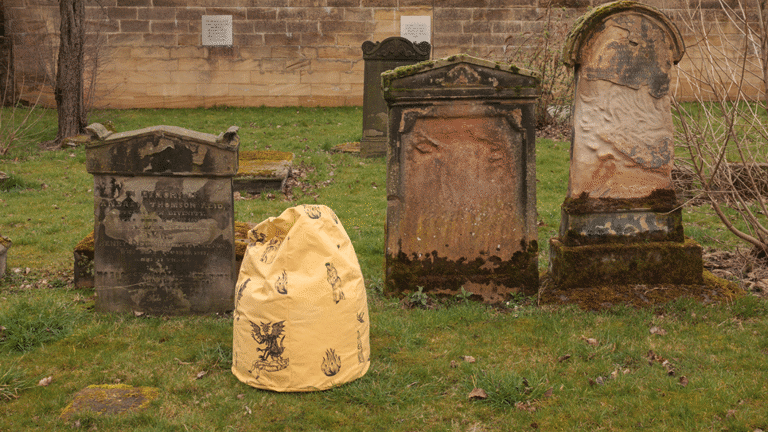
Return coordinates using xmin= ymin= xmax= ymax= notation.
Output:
xmin=398 ymin=115 xmax=524 ymax=263
xmin=383 ymin=56 xmax=540 ymax=301
xmin=569 ymin=12 xmax=678 ymax=199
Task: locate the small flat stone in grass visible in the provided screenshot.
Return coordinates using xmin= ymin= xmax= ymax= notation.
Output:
xmin=60 ymin=384 xmax=159 ymax=419
xmin=330 ymin=141 xmax=360 ymax=153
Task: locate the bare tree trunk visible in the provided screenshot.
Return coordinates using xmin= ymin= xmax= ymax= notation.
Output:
xmin=55 ymin=0 xmax=86 ymax=144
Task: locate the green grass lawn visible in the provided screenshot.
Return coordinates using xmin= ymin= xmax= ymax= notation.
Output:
xmin=1 ymin=107 xmax=766 ymax=431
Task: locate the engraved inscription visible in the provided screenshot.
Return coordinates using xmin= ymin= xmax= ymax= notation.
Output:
xmin=202 ymin=15 xmax=233 ymax=46
xmin=400 ymin=16 xmax=431 ymax=44
xmin=94 ymin=175 xmax=234 ymax=313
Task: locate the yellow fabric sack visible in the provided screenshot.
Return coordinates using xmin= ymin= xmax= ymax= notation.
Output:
xmin=232 ymin=204 xmax=370 ymax=392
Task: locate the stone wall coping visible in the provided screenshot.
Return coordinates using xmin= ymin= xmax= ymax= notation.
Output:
xmin=562 ymin=0 xmax=685 ymax=67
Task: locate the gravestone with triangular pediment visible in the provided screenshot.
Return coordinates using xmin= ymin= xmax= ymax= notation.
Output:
xmin=382 ymin=55 xmax=540 ymax=302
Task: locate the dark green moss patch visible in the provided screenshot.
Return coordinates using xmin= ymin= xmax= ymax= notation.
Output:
xmin=562 ymin=189 xmax=679 ymax=214
xmin=385 ymin=241 xmax=539 ymax=303
xmin=539 ymin=269 xmax=744 ymax=311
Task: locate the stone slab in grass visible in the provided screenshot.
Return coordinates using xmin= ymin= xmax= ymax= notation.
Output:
xmin=234 ymin=150 xmax=293 ymax=195
xmin=331 ymin=141 xmax=360 ymax=154
xmin=60 ymin=384 xmax=159 ymax=419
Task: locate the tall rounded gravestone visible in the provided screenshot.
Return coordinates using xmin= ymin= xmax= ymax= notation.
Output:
xmin=549 ymin=1 xmax=704 ymax=288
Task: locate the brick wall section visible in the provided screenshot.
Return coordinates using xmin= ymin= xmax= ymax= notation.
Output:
xmin=4 ymin=0 xmax=763 ymax=108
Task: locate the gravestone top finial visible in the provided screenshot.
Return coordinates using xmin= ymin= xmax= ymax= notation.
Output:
xmin=361 ymin=37 xmax=431 ymax=61
xmin=562 ymin=1 xmax=685 ymax=69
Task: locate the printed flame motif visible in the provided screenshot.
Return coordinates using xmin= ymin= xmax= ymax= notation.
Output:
xmin=321 ymin=348 xmax=341 ymax=376
xmin=305 ymin=205 xmax=322 ymax=219
xmin=260 ymin=237 xmax=282 ymax=264
xmin=275 ymin=270 xmax=288 ymax=295
xmin=234 ymin=277 xmax=250 ymax=321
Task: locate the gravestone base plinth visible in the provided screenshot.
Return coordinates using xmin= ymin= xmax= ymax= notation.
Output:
xmin=0 ymin=240 xmax=9 ymax=278
xmin=360 ymin=136 xmax=386 ymax=158
xmin=548 ymin=237 xmax=704 ymax=289
xmin=386 ymin=246 xmax=540 ymax=303
xmin=560 ymin=207 xmax=684 ymax=245
xmin=539 ymin=270 xmax=743 ymax=310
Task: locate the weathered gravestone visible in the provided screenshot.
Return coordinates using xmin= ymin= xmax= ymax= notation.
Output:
xmin=86 ymin=124 xmax=239 ymax=314
xmin=0 ymin=235 xmax=9 ymax=278
xmin=549 ymin=1 xmax=704 ymax=288
xmin=382 ymin=55 xmax=540 ymax=302
xmin=361 ymin=37 xmax=430 ymax=158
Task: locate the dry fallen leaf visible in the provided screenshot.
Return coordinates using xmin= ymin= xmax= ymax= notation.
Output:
xmin=679 ymin=376 xmax=689 ymax=387
xmin=38 ymin=376 xmax=53 ymax=387
xmin=195 ymin=371 xmax=207 ymax=380
xmin=133 ymin=311 xmax=145 ymax=317
xmin=467 ymin=388 xmax=488 ymax=400
xmin=515 ymin=401 xmax=537 ymax=412
xmin=543 ymin=387 xmax=553 ymax=397
xmin=650 ymin=326 xmax=667 ymax=336
xmin=557 ymin=354 xmax=571 ymax=363
xmin=580 ymin=336 xmax=599 ymax=346
xmin=463 ymin=355 xmax=476 ymax=363
xmin=237 ymin=394 xmax=245 ymax=400
xmin=449 ymin=360 xmax=458 ymax=368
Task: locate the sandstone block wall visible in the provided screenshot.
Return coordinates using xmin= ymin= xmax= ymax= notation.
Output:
xmin=4 ymin=0 xmax=764 ymax=109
